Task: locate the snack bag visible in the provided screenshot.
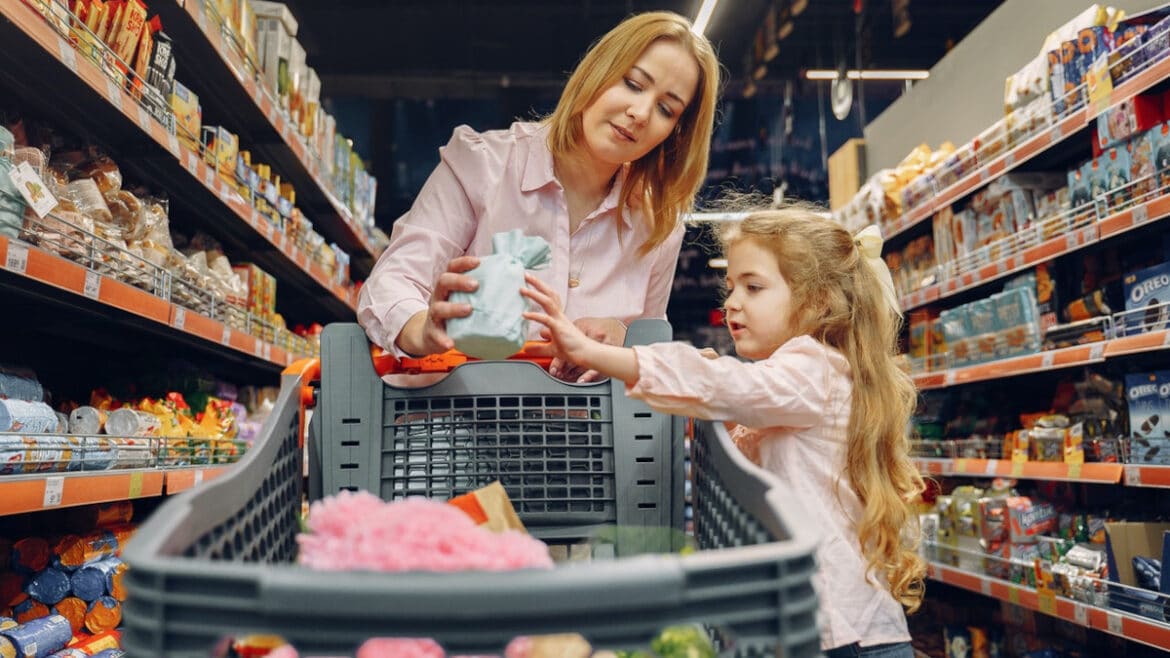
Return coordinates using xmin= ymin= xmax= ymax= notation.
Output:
xmin=448 ymin=230 xmax=551 ymax=360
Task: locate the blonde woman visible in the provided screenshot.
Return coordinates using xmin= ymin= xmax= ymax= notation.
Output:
xmin=521 ymin=204 xmax=925 ymax=657
xmin=357 ymin=11 xmax=720 ymax=382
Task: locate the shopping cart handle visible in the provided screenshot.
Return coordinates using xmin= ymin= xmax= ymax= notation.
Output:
xmin=370 ymin=343 xmax=555 ymax=375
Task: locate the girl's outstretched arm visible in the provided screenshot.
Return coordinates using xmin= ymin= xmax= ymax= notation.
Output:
xmin=521 ymin=273 xmax=640 ymax=383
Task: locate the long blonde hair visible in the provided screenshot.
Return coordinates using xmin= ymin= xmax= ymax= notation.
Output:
xmin=546 ymin=11 xmax=721 ymax=255
xmin=721 ymin=203 xmax=926 ymax=613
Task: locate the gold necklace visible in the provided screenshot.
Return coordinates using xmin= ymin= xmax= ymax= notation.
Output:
xmin=568 ymin=221 xmax=597 ymax=289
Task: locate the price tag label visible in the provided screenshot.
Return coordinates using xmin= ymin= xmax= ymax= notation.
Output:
xmin=83 ymin=271 xmax=101 ymax=300
xmin=985 ymin=460 xmax=999 ymax=475
xmin=137 ymin=105 xmax=152 ymax=130
xmin=1011 ymin=460 xmax=1025 ymax=477
xmin=1037 ymin=588 xmax=1057 ymax=615
xmin=996 ymin=260 xmax=1009 ymax=275
xmin=1005 ymin=151 xmax=1016 ymax=168
xmin=1106 ymin=611 xmax=1123 ymax=635
xmin=57 ymin=37 xmax=77 ymax=73
xmin=265 ymin=221 xmax=275 ymax=241
xmin=1042 ymin=352 xmax=1055 ymax=368
xmin=1163 ymin=330 xmax=1170 ymax=348
xmin=955 ymin=459 xmax=968 ymax=473
xmin=9 ymin=161 xmax=58 ymax=218
xmin=1066 ymin=231 xmax=1079 ymax=250
xmin=1090 ymin=343 xmax=1105 ymax=360
xmin=262 ymin=343 xmax=272 ymax=361
xmin=173 ymin=306 xmax=186 ymax=331
xmin=1008 ymin=587 xmax=1020 ymax=605
xmin=1068 ymin=462 xmax=1083 ymax=479
xmin=196 ymin=1 xmax=208 ymax=30
xmin=251 ymin=208 xmax=262 ymax=227
xmin=168 ymin=133 xmax=181 ymax=157
xmin=944 ymin=370 xmax=957 ymax=386
xmin=254 ymin=338 xmax=264 ymax=357
xmin=194 ymin=470 xmax=204 ymax=486
xmin=1050 ymin=121 xmax=1063 ymax=143
xmin=105 ymin=78 xmax=122 ymax=111
xmin=204 ymin=167 xmax=217 ymax=191
xmin=1125 ymin=465 xmax=1142 ymax=486
xmin=981 ymin=578 xmax=992 ymax=596
xmin=1133 ymin=204 xmax=1149 ymax=225
xmin=42 ymin=476 xmax=64 ymax=507
xmin=129 ymin=471 xmax=144 ymax=498
xmin=221 ymin=325 xmax=232 ymax=346
xmin=1073 ymin=603 xmax=1088 ymax=627
xmin=5 ymin=242 xmax=29 ymax=274
xmin=185 ymin=152 xmax=199 ymax=177
xmin=219 ymin=185 xmax=234 ymax=205
xmin=978 ymin=169 xmax=989 ymax=184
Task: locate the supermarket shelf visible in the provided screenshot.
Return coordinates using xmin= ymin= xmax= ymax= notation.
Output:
xmin=1123 ymin=464 xmax=1170 ymax=488
xmin=152 ymin=0 xmax=378 ymax=273
xmin=913 ymin=457 xmax=1123 ymax=484
xmin=164 ymin=465 xmax=232 ymax=493
xmin=913 ymin=341 xmax=1107 ymax=390
xmin=926 ymin=561 xmax=1170 ymax=652
xmin=0 ymin=0 xmax=357 ymax=320
xmin=884 ymin=54 xmax=1170 ymax=243
xmin=0 ymin=469 xmax=165 ymax=515
xmin=0 ymin=235 xmax=298 ymax=369
xmin=899 ymin=192 xmax=1170 ymax=312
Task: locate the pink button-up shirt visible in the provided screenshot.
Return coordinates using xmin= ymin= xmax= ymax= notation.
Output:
xmin=357 ymin=121 xmax=685 ymax=356
xmin=628 ymin=335 xmax=912 ymax=651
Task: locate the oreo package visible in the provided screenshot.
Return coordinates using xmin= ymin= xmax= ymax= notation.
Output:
xmin=1123 ymin=261 xmax=1170 ymax=335
xmin=1125 ymin=371 xmax=1170 ymax=440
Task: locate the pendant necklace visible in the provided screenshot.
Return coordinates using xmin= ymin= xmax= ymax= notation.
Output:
xmin=568 ymin=222 xmax=597 ymax=289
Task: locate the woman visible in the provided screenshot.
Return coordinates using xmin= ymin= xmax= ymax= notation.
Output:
xmin=357 ymin=10 xmax=721 ymax=381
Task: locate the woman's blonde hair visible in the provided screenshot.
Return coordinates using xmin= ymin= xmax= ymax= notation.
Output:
xmin=547 ymin=11 xmax=721 ymax=255
xmin=720 ymin=203 xmax=927 ymax=613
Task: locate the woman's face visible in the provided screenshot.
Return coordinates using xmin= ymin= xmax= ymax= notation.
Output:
xmin=579 ymin=39 xmax=700 ymax=172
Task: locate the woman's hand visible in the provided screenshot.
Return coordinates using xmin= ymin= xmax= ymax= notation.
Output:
xmin=394 ymin=256 xmax=480 ymax=356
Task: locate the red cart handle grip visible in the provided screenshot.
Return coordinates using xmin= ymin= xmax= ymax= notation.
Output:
xmin=370 ymin=343 xmax=555 ymax=376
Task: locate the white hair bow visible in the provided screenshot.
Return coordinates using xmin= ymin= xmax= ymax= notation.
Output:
xmin=853 ymin=224 xmax=901 ymax=316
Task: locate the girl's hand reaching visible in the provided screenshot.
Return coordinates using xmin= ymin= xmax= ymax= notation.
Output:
xmin=520 ymin=273 xmax=596 ymax=371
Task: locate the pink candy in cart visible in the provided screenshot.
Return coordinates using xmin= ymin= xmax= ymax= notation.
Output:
xmin=297 ymin=492 xmax=553 ymax=572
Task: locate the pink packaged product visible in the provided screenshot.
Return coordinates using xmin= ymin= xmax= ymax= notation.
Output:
xmin=1006 ymin=497 xmax=1057 ymax=543
xmin=1093 ymin=93 xmax=1164 ymax=155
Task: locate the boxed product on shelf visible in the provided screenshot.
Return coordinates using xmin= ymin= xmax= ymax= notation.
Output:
xmin=201 ymin=126 xmax=239 ymax=182
xmin=252 ymin=0 xmax=297 ymax=105
xmin=169 ymin=80 xmax=201 ymax=150
xmin=145 ymin=26 xmax=175 ymax=97
xmin=1124 ymin=370 xmax=1170 ymax=439
xmin=1094 ymin=92 xmax=1164 ymax=154
xmin=1121 ymin=260 xmax=1170 ymax=334
xmin=1004 ymin=53 xmax=1051 ymax=115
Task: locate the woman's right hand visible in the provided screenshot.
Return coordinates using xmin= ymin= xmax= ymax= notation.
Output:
xmin=394 ymin=256 xmax=480 ymax=356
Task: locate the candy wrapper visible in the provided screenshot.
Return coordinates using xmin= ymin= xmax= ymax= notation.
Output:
xmin=448 ymin=481 xmax=526 ymax=534
xmin=448 ymin=230 xmax=551 ymax=360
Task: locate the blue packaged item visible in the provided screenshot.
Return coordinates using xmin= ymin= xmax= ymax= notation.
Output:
xmin=1122 ymin=261 xmax=1170 ymax=335
xmin=0 ymin=400 xmax=58 ymax=434
xmin=1125 ymin=371 xmax=1170 ymax=439
xmin=25 ymin=568 xmax=70 ymax=606
xmin=0 ymin=614 xmax=71 ymax=658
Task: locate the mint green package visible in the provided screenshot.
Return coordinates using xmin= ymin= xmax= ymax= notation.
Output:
xmin=447 ymin=229 xmax=551 ymax=360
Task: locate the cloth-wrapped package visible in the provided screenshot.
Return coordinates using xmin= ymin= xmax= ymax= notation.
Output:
xmin=447 ymin=229 xmax=551 ymax=360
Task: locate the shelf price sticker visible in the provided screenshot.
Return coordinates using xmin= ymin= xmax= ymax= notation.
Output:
xmin=1008 ymin=587 xmax=1020 ymax=605
xmin=129 ymin=471 xmax=144 ymax=498
xmin=168 ymin=133 xmax=181 ymax=157
xmin=42 ymin=476 xmax=64 ymax=507
xmin=5 ymin=242 xmax=29 ymax=274
xmin=194 ymin=469 xmax=204 ymax=487
xmin=185 ymin=152 xmax=199 ymax=177
xmin=1041 ymin=352 xmax=1056 ymax=369
xmin=954 ymin=459 xmax=968 ymax=474
xmin=985 ymin=460 xmax=999 ymax=476
xmin=173 ymin=306 xmax=186 ymax=331
xmin=1011 ymin=459 xmax=1025 ymax=477
xmin=105 ymin=79 xmax=122 ymax=111
xmin=57 ymin=37 xmax=77 ymax=73
xmin=944 ymin=370 xmax=957 ymax=386
xmin=981 ymin=578 xmax=992 ymax=596
xmin=262 ymin=342 xmax=272 ymax=362
xmin=1089 ymin=342 xmax=1105 ymax=360
xmin=204 ymin=167 xmax=217 ymax=191
xmin=83 ymin=271 xmax=101 ymax=300
xmin=137 ymin=105 xmax=152 ymax=131
xmin=1050 ymin=121 xmax=1063 ymax=143
xmin=1065 ymin=231 xmax=1079 ymax=251
xmin=1067 ymin=462 xmax=1083 ymax=480
xmin=1133 ymin=204 xmax=1149 ymax=226
xmin=221 ymin=325 xmax=232 ymax=346
xmin=1163 ymin=330 xmax=1170 ymax=348
xmin=1073 ymin=602 xmax=1088 ymax=627
xmin=1125 ymin=465 xmax=1142 ymax=486
xmin=1105 ymin=611 xmax=1123 ymax=635
xmin=1037 ymin=587 xmax=1057 ymax=615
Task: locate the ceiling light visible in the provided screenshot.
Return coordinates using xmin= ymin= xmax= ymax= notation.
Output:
xmin=742 ymin=81 xmax=757 ymax=98
xmin=753 ymin=64 xmax=768 ymax=80
xmin=778 ymin=20 xmax=794 ymax=40
xmin=790 ymin=0 xmax=808 ymax=15
xmin=692 ymin=0 xmax=719 ymax=36
xmin=804 ymin=69 xmax=930 ymax=81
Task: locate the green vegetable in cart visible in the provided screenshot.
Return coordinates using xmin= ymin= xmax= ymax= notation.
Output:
xmin=650 ymin=625 xmax=715 ymax=658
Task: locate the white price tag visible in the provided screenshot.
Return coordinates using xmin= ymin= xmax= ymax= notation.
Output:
xmin=254 ymin=339 xmax=264 ymax=357
xmin=1163 ymin=330 xmax=1170 ymax=348
xmin=1106 ymin=611 xmax=1123 ymax=635
xmin=194 ymin=470 xmax=204 ymax=486
xmin=185 ymin=152 xmax=199 ymax=177
xmin=1126 ymin=465 xmax=1142 ymax=486
xmin=5 ymin=242 xmax=28 ymax=274
xmin=981 ymin=578 xmax=992 ymax=596
xmin=996 ymin=260 xmax=1008 ymax=275
xmin=1073 ymin=603 xmax=1088 ymax=627
xmin=43 ymin=476 xmax=64 ymax=507
xmin=944 ymin=370 xmax=957 ymax=386
xmin=1051 ymin=122 xmax=1063 ymax=142
xmin=1089 ymin=342 xmax=1105 ymax=360
xmin=105 ymin=78 xmax=122 ymax=111
xmin=83 ymin=271 xmax=101 ymax=300
xmin=196 ymin=2 xmax=208 ymax=30
xmin=9 ymin=161 xmax=58 ymax=218
xmin=137 ymin=105 xmax=152 ymax=130
xmin=262 ymin=343 xmax=272 ymax=361
xmin=168 ymin=133 xmax=181 ymax=157
xmin=978 ymin=168 xmax=989 ymax=184
xmin=221 ymin=325 xmax=232 ymax=346
xmin=57 ymin=38 xmax=77 ymax=73
xmin=219 ymin=185 xmax=234 ymax=205
xmin=173 ymin=306 xmax=186 ymax=331
xmin=1065 ymin=232 xmax=1079 ymax=250
xmin=265 ymin=221 xmax=275 ymax=241
xmin=1041 ymin=352 xmax=1055 ymax=368
xmin=204 ymin=167 xmax=217 ymax=190
xmin=1133 ymin=204 xmax=1149 ymax=225
xmin=985 ymin=460 xmax=998 ymax=475
xmin=1005 ymin=151 xmax=1016 ymax=168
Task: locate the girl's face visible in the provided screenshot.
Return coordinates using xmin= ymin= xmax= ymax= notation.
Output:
xmin=579 ymin=40 xmax=699 ymax=172
xmin=723 ymin=239 xmax=794 ymax=360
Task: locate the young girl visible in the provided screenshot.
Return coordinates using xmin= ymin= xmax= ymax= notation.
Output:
xmin=358 ymin=11 xmax=720 ymax=383
xmin=521 ymin=204 xmax=926 ymax=657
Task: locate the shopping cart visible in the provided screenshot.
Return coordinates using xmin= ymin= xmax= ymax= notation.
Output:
xmin=122 ymin=321 xmax=821 ymax=657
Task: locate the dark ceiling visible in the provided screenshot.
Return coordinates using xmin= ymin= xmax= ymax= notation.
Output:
xmin=280 ymin=0 xmax=1006 ymax=101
